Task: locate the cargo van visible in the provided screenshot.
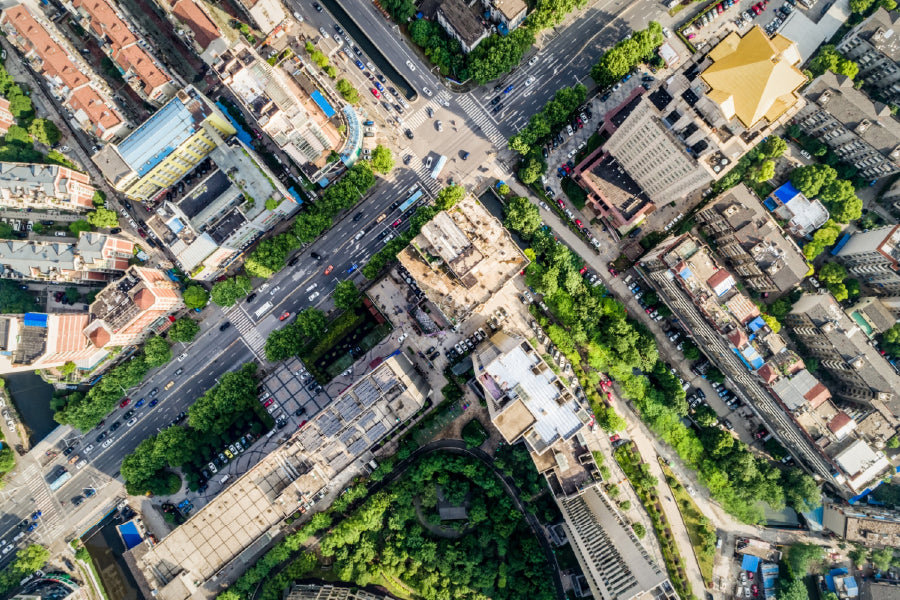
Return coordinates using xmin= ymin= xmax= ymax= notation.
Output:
xmin=623 ymin=274 xmax=633 ymax=285
xmin=220 ymin=474 xmax=231 ymax=484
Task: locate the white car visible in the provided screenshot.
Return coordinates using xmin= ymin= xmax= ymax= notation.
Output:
xmin=269 ymin=285 xmax=281 ymax=296
xmin=319 ymin=27 xmax=328 ymax=38
xmin=539 ymin=201 xmax=549 ymax=210
xmin=208 ymin=462 xmax=218 ymax=474
xmin=397 ymin=332 xmax=408 ymax=343
xmin=101 ymin=438 xmax=113 ymax=448
xmin=425 ymin=156 xmax=433 ymax=169
xmin=422 ymin=87 xmax=432 ymax=97
xmin=309 ymin=291 xmax=320 ymax=301
xmin=406 ymin=60 xmax=416 ymax=71
xmin=525 ymin=76 xmax=535 ymax=86
xmin=83 ymin=444 xmax=94 ymax=453
xmin=126 ymin=417 xmax=137 ymax=426
xmin=177 ymin=352 xmax=188 ymax=362
xmin=528 ymin=55 xmax=539 ymax=66
xmin=76 ymin=459 xmax=87 ymax=469
xmin=2 ymin=545 xmax=11 ymax=555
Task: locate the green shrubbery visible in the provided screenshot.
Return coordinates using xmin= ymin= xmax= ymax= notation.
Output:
xmin=590 ymin=22 xmax=664 ymax=87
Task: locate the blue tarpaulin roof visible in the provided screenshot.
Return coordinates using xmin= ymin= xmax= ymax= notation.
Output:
xmin=287 ymin=187 xmax=304 ymax=205
xmin=831 ymin=233 xmax=852 ymax=256
xmin=310 ymin=90 xmax=336 ymax=118
xmin=23 ymin=313 xmax=48 ymax=328
xmin=763 ymin=197 xmax=778 ymax=210
xmin=742 ymin=555 xmax=760 ymax=572
xmin=774 ymin=181 xmax=800 ymax=204
xmin=680 ymin=266 xmax=693 ymax=279
xmin=215 ymin=102 xmax=254 ymax=146
xmin=117 ymin=520 xmax=142 ymax=550
xmin=748 ymin=316 xmax=767 ymax=332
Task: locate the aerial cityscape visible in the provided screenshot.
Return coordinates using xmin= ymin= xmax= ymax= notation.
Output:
xmin=0 ymin=0 xmax=898 ymax=597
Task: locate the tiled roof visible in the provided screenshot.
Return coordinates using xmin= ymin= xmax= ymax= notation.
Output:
xmin=73 ymin=0 xmax=137 ymax=48
xmin=0 ymin=98 xmax=14 ymax=133
xmin=115 ymin=44 xmax=170 ymax=95
xmin=69 ymin=85 xmax=123 ymax=131
xmin=171 ymin=0 xmax=221 ymax=50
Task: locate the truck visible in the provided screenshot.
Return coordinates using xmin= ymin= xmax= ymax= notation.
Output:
xmin=430 ymin=155 xmax=447 ymax=179
xmin=48 ymin=470 xmax=72 ymax=491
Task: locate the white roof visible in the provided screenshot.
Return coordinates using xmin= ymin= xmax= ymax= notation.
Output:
xmin=835 ymin=439 xmax=891 ymax=492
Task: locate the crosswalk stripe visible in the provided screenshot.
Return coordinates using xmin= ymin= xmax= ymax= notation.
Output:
xmin=227 ymin=309 xmax=267 ymax=359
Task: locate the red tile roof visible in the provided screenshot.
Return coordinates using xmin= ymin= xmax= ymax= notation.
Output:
xmin=0 ymin=98 xmax=14 ymax=134
xmin=49 ymin=313 xmax=91 ymax=353
xmin=804 ymin=382 xmax=831 ymax=409
xmin=114 ymin=44 xmax=170 ymax=95
xmin=172 ymin=0 xmax=221 ymax=50
xmin=828 ymin=411 xmax=854 ymax=435
xmin=88 ymin=325 xmax=111 ymax=347
xmin=73 ymin=0 xmax=137 ymax=49
xmin=56 ymin=166 xmax=95 ymax=209
xmin=68 ymin=86 xmax=123 ymax=134
xmin=757 ymin=362 xmax=779 ymax=384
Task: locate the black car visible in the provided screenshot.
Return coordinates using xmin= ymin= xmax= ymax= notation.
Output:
xmin=492 ymin=103 xmax=504 ymax=113
xmin=72 ymin=495 xmax=84 ymax=507
xmin=404 ymin=129 xmax=414 ymax=140
xmin=600 ymin=92 xmax=611 ymax=102
xmin=490 ymin=96 xmax=502 ymax=106
xmin=403 ymin=155 xmax=412 ymax=165
xmin=306 ymin=380 xmax=318 ymax=391
xmin=219 ymin=321 xmax=231 ymax=331
xmin=334 ymin=24 xmax=343 ymax=34
xmin=124 ymin=410 xmax=135 ymax=419
xmin=246 ymin=293 xmax=257 ymax=303
xmin=641 ymin=75 xmax=654 ymax=82
xmin=461 ymin=151 xmax=469 ymax=160
xmin=63 ymin=446 xmax=76 ymax=456
xmin=294 ymin=406 xmax=307 ymax=416
xmin=96 ymin=432 xmax=108 ymax=443
xmin=149 ymin=387 xmax=159 ymax=397
xmin=287 ymin=256 xmax=299 ymax=266
xmin=376 ymin=74 xmax=385 ymax=83
xmin=428 ymin=351 xmax=440 ymax=361
xmin=310 ymin=251 xmax=322 ymax=260
xmin=110 ymin=227 xmax=121 ymax=234
xmin=352 ymin=212 xmax=364 ymax=222
xmin=109 ymin=421 xmax=121 ymax=432
xmin=312 ymin=1 xmax=322 ymax=10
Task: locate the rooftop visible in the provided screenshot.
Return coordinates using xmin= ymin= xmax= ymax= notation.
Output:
xmin=833 ymin=438 xmax=891 ymax=491
xmin=437 ymin=0 xmax=486 ymax=48
xmin=0 ymin=162 xmax=95 ymax=209
xmin=769 ymin=181 xmax=831 ymax=237
xmin=171 ymin=0 xmax=221 ymax=50
xmin=701 ymin=27 xmax=806 ymax=128
xmin=848 ymin=7 xmax=900 ymax=62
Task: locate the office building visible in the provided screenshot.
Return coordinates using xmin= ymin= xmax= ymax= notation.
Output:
xmin=795 ymin=72 xmax=900 ymax=180
xmin=286 ymin=585 xmax=388 ymax=600
xmin=83 ymin=266 xmax=183 ymax=348
xmin=0 ymin=233 xmax=133 ymax=282
xmin=837 ymin=8 xmax=900 ymax=107
xmin=696 ymin=184 xmax=808 ymax=295
xmin=94 ymin=86 xmax=236 ymax=201
xmin=214 ymin=43 xmax=339 ymax=167
xmin=70 ymin=0 xmax=176 ymax=104
xmin=398 ymin=194 xmax=528 ymax=326
xmin=835 ymin=225 xmax=900 ymax=294
xmin=0 ymin=98 xmax=14 ymax=135
xmin=436 ymin=0 xmax=489 ymax=53
xmin=134 ymin=354 xmax=428 ymax=600
xmin=824 ymin=502 xmax=900 ymax=548
xmin=474 ymin=332 xmax=590 ymax=455
xmin=701 ymin=27 xmax=806 ymax=129
xmin=785 ymin=292 xmax=900 ymax=411
xmin=0 ymin=162 xmax=95 ymax=210
xmin=766 ymin=181 xmax=830 ymax=238
xmin=558 ymin=482 xmax=676 ymax=600
xmin=0 ymin=3 xmax=125 ymax=140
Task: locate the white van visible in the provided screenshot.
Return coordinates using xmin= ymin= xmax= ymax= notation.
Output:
xmin=220 ymin=474 xmax=231 ymax=484
xmin=623 ymin=274 xmax=634 ymax=285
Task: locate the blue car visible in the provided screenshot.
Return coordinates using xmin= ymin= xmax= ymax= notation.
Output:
xmin=503 ymin=85 xmax=514 ymax=94
xmin=355 ymin=60 xmax=365 ymax=70
xmin=374 ymin=82 xmax=384 ymax=91
xmin=149 ymin=399 xmax=159 ymax=408
xmin=27 ymin=523 xmax=37 ymax=532
xmin=135 ymin=398 xmax=145 ymax=407
xmin=347 ymin=264 xmax=358 ymax=274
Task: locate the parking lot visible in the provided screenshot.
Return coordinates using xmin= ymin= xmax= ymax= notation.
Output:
xmin=678 ymin=0 xmax=818 ymax=50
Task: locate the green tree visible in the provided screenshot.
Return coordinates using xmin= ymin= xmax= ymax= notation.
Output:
xmin=435 ymin=184 xmax=466 ymax=211
xmin=760 ymin=136 xmax=787 ymax=159
xmin=3 ymin=124 xmax=31 ymax=146
xmin=336 ymin=79 xmax=359 ymax=103
xmin=295 ymin=308 xmax=327 ymax=340
xmin=69 ymin=220 xmax=91 ymax=236
xmin=210 ymin=275 xmax=251 ymax=306
xmin=782 ymin=469 xmax=821 ymax=512
xmin=498 ymin=183 xmax=511 ymax=195
xmin=818 ymin=261 xmax=846 ymax=285
xmin=265 ymin=324 xmax=302 ymax=362
xmin=293 ymin=211 xmax=332 ymax=243
xmin=882 ymin=0 xmax=898 ymax=9
xmin=143 ymin=336 xmax=172 ymax=367
xmin=791 ymin=164 xmax=837 ymax=198
xmin=870 ymin=547 xmax=894 ymax=572
xmin=694 ymin=404 xmax=718 ymax=427
xmin=787 ymin=543 xmax=824 ymax=576
xmin=632 ymin=522 xmax=646 ymax=538
xmin=168 ymin=317 xmax=200 ymax=343
xmin=13 ymin=545 xmax=49 ymax=573
xmin=761 ymin=314 xmax=782 ymax=334
xmin=848 ymin=544 xmax=868 ymax=566
xmin=182 ymin=284 xmax=209 ymax=310
xmin=382 ymin=0 xmax=415 ymax=21
xmin=369 ymin=145 xmax=394 ymax=174
xmin=333 ymin=280 xmax=360 ymax=310
xmin=86 ymin=207 xmax=119 ymax=229
xmin=849 ymin=0 xmax=875 ymax=11
xmin=27 ymin=118 xmax=61 ymax=147
xmin=65 ymin=287 xmax=81 ymax=304
xmin=778 ymin=578 xmax=809 ymax=600
xmin=504 ymin=196 xmax=541 ymax=237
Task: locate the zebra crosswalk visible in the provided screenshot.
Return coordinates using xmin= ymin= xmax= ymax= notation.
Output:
xmin=401 ymin=149 xmax=441 ymax=195
xmin=224 ymin=307 xmax=267 ymax=360
xmin=21 ymin=463 xmax=63 ymax=544
xmin=456 ymin=94 xmax=507 ymax=148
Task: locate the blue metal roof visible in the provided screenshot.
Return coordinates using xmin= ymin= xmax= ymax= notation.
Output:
xmin=748 ymin=316 xmax=767 ymax=332
xmin=311 ymin=90 xmax=336 ymax=118
xmin=23 ymin=313 xmax=48 ymax=328
xmin=773 ymin=181 xmax=800 ymax=204
xmin=741 ymin=555 xmax=760 ymax=572
xmin=119 ymin=97 xmax=199 ymax=176
xmin=216 ymin=101 xmax=254 ymax=146
xmin=831 ymin=232 xmax=852 ymax=256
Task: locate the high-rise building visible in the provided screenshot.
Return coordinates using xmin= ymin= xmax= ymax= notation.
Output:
xmin=94 ymin=86 xmax=235 ymax=201
xmin=836 ymin=8 xmax=900 ymax=107
xmin=83 ymin=266 xmax=183 ymax=348
xmin=795 ymin=72 xmax=900 ymax=181
xmin=784 ymin=292 xmax=900 ymax=411
xmin=558 ymin=482 xmax=676 ymax=600
xmin=834 ymin=225 xmax=900 ymax=294
xmin=0 ymin=162 xmax=95 ymax=210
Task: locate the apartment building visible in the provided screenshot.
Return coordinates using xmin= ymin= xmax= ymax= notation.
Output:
xmin=795 ymin=72 xmax=900 ymax=181
xmin=558 ymin=482 xmax=676 ymax=600
xmin=94 ymin=86 xmax=235 ymax=201
xmin=70 ymin=0 xmax=176 ymax=104
xmin=162 ymin=0 xmax=229 ymax=65
xmin=214 ymin=44 xmax=339 ymax=167
xmin=83 ymin=266 xmax=183 ymax=348
xmin=233 ymin=0 xmax=285 ymax=34
xmin=0 ymin=312 xmax=103 ymax=374
xmin=837 ymin=8 xmax=900 ymax=106
xmin=436 ymin=0 xmax=489 ymax=53
xmin=835 ymin=225 xmax=900 ymax=294
xmin=825 ymin=502 xmax=900 ymax=548
xmin=696 ymin=184 xmax=808 ymax=295
xmin=484 ymin=0 xmax=526 ymax=33
xmin=845 ymin=296 xmax=897 ymax=337
xmin=766 ymin=181 xmax=830 ymax=238
xmin=0 ymin=162 xmax=95 ymax=210
xmin=0 ymin=3 xmax=125 ymax=140
xmin=0 ymin=233 xmax=133 ymax=282
xmin=0 ymin=98 xmax=14 ymax=135
xmin=784 ymin=292 xmax=900 ymax=411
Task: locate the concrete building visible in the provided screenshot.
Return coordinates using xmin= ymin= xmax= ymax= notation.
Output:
xmin=766 ymin=181 xmax=830 ymax=238
xmin=701 ymin=27 xmax=805 ymax=129
xmin=0 ymin=3 xmax=125 ymax=140
xmin=398 ymin=194 xmax=528 ymax=326
xmin=133 ymin=354 xmax=428 ymax=600
xmin=0 ymin=233 xmax=133 ymax=282
xmin=94 ymin=86 xmax=236 ymax=201
xmin=785 ymin=292 xmax=900 ymax=412
xmin=286 ymin=585 xmax=389 ymax=600
xmin=795 ymin=72 xmax=900 ymax=181
xmin=835 ymin=225 xmax=900 ymax=294
xmin=832 ymin=438 xmax=892 ymax=492
xmin=0 ymin=162 xmax=95 ymax=210
xmin=845 ymin=296 xmax=897 ymax=338
xmin=484 ymin=0 xmax=527 ymax=33
xmin=69 ymin=0 xmax=177 ymax=104
xmin=474 ymin=331 xmax=591 ymax=455
xmin=83 ymin=266 xmax=183 ymax=348
xmin=558 ymin=482 xmax=676 ymax=600
xmin=837 ymin=8 xmax=900 ymax=107
xmin=163 ymin=0 xmax=229 ymax=65
xmin=436 ymin=0 xmax=489 ymax=53
xmin=823 ymin=502 xmax=900 ymax=548
xmin=234 ymin=0 xmax=285 ymax=34
xmin=214 ymin=43 xmax=339 ymax=168
xmin=696 ymin=184 xmax=808 ymax=295
xmin=0 ymin=98 xmax=15 ymax=135
xmin=0 ymin=312 xmax=104 ymax=373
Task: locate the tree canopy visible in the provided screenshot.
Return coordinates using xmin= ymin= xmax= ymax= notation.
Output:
xmin=590 ymin=22 xmax=664 ymax=87
xmin=503 ymin=197 xmax=541 ymax=237
xmin=182 ymin=284 xmax=209 ymax=310
xmin=333 ymin=280 xmax=360 ymax=310
xmin=211 ymin=275 xmax=252 ymax=307
xmin=168 ymin=317 xmax=200 ymax=343
xmin=369 ymin=145 xmax=394 ymax=174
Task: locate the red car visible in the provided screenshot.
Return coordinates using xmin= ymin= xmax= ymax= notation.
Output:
xmin=610 ymin=434 xmax=621 ymax=443
xmin=392 ymin=218 xmax=402 ymax=227
xmin=371 ymin=88 xmax=380 ymax=98
xmin=608 ymin=267 xmax=618 ymax=277
xmin=119 ymin=398 xmax=131 ymax=408
xmin=298 ymin=419 xmax=308 ymax=429
xmin=167 ymin=315 xmax=176 ymax=322
xmin=279 ymin=311 xmax=291 ymax=321
xmin=264 ymin=398 xmax=275 ymax=407
xmin=324 ymin=265 xmax=333 ymax=275
xmin=574 ymin=219 xmax=583 ymax=227
xmin=579 ymin=265 xmax=587 ymax=275
xmin=557 ymin=199 xmax=565 ymax=208
xmin=606 ymin=391 xmax=613 ymax=400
